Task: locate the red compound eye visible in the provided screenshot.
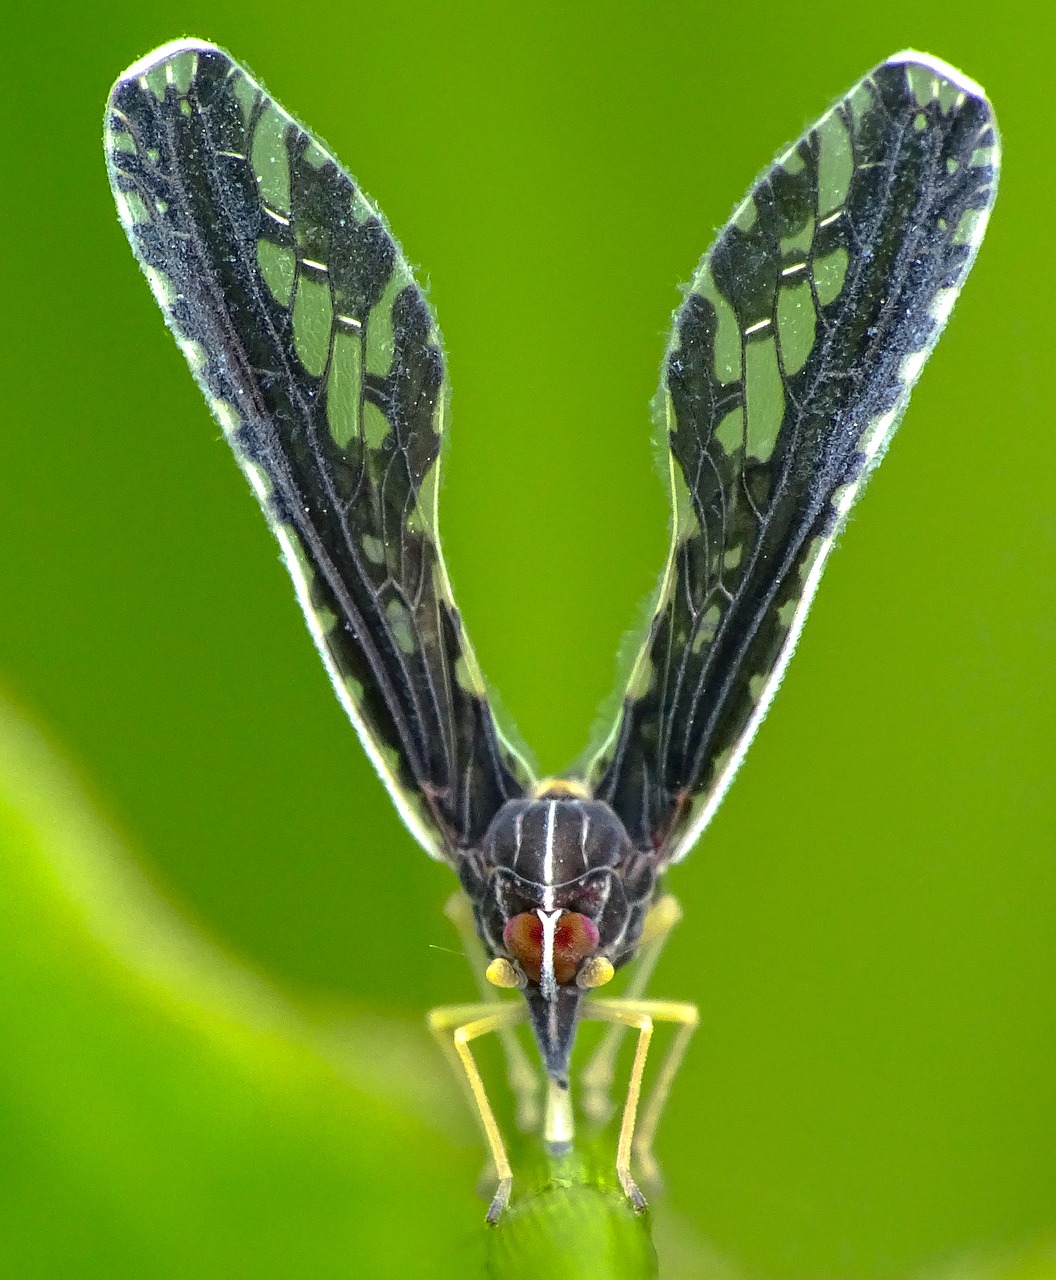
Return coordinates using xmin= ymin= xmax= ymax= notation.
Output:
xmin=503 ymin=911 xmax=600 ymax=986
xmin=553 ymin=912 xmax=600 ymax=984
xmin=503 ymin=913 xmax=543 ymax=982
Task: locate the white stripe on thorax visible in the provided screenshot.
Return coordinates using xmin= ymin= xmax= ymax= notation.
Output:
xmin=542 ymin=800 xmax=557 ymax=910
xmin=513 ymin=807 xmax=525 ymax=872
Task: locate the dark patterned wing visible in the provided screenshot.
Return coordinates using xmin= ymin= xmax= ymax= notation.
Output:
xmin=104 ymin=39 xmax=534 ymax=861
xmin=586 ymin=52 xmax=999 ymax=866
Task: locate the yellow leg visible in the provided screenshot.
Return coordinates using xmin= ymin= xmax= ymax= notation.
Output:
xmin=428 ymin=1000 xmax=526 ymax=1223
xmin=444 ymin=892 xmax=541 ymax=1131
xmin=581 ymin=894 xmax=683 ymax=1123
xmin=582 ymin=996 xmax=699 ymax=1210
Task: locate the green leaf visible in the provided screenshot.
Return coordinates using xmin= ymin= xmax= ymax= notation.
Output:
xmin=0 ymin=694 xmax=483 ymax=1277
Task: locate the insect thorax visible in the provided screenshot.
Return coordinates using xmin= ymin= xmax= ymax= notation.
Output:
xmin=460 ymin=791 xmax=657 ymax=988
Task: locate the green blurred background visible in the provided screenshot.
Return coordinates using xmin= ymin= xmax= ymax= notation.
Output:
xmin=1 ymin=1 xmax=1054 ymax=1277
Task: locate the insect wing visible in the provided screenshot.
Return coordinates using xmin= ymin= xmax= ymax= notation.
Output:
xmin=588 ymin=52 xmax=999 ymax=864
xmin=104 ymin=40 xmax=534 ymax=860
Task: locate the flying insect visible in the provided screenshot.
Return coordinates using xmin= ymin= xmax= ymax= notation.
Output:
xmin=104 ymin=42 xmax=999 ymax=1220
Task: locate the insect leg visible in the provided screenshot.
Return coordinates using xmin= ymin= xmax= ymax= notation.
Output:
xmin=444 ymin=892 xmax=541 ymax=1130
xmin=581 ymin=893 xmax=682 ymax=1122
xmin=582 ymin=996 xmax=699 ymax=1209
xmin=427 ymin=999 xmax=526 ymax=1223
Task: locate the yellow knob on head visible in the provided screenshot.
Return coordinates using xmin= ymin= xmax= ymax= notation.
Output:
xmin=485 ymin=957 xmax=521 ymax=988
xmin=577 ymin=956 xmax=615 ymax=989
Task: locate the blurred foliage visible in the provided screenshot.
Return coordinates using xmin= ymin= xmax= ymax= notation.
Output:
xmin=0 ymin=696 xmax=481 ymax=1277
xmin=1 ymin=0 xmax=1055 ymax=1276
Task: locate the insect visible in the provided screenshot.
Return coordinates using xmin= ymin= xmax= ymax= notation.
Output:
xmin=104 ymin=41 xmax=998 ymax=1221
